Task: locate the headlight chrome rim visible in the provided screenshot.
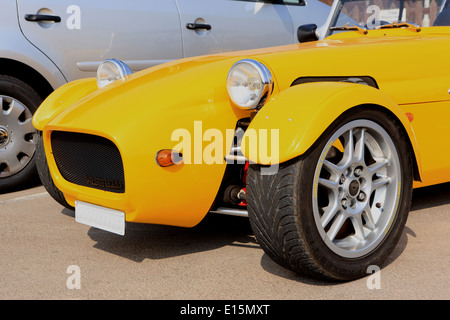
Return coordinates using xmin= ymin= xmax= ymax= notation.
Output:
xmin=97 ymin=59 xmax=132 ymax=89
xmin=227 ymin=59 xmax=273 ymax=110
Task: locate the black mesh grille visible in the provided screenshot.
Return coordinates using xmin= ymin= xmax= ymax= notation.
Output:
xmin=51 ymin=131 xmax=125 ymax=193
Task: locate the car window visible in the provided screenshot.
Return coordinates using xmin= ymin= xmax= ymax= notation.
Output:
xmin=231 ymin=0 xmax=283 ymax=3
xmin=330 ymin=0 xmax=445 ymax=33
xmin=232 ymin=0 xmax=275 ymax=2
xmin=232 ymin=0 xmax=306 ymax=5
xmin=282 ymin=0 xmax=306 ymax=5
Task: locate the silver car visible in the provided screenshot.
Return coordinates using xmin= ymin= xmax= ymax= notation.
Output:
xmin=0 ymin=0 xmax=331 ymax=192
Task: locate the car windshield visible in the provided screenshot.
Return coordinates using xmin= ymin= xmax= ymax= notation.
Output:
xmin=328 ymin=0 xmax=448 ymax=35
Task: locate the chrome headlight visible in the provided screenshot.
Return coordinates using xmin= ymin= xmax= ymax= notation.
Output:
xmin=227 ymin=59 xmax=273 ymax=109
xmin=97 ymin=59 xmax=132 ymax=89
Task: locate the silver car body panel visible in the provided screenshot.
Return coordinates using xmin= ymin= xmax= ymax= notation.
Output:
xmin=1 ymin=0 xmax=66 ymax=90
xmin=17 ymin=0 xmax=184 ymax=82
xmin=178 ymin=0 xmax=296 ymax=57
xmin=14 ymin=0 xmax=330 ymax=85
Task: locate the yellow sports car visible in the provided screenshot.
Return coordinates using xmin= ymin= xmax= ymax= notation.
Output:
xmin=33 ymin=0 xmax=450 ymax=281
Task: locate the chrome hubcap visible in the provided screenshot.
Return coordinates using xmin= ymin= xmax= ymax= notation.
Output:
xmin=312 ymin=120 xmax=401 ymax=258
xmin=0 ymin=95 xmax=37 ymax=178
xmin=0 ymin=126 xmax=9 ymax=147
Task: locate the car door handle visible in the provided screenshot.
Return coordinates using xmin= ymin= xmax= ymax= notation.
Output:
xmin=25 ymin=14 xmax=61 ymax=23
xmin=186 ymin=23 xmax=211 ymax=30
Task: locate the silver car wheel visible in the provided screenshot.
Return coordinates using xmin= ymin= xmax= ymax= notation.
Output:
xmin=312 ymin=119 xmax=401 ymax=259
xmin=0 ymin=95 xmax=37 ymax=178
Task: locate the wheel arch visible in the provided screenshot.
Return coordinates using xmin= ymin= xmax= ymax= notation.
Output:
xmin=241 ymin=81 xmax=423 ymax=181
xmin=0 ymin=58 xmax=54 ymax=100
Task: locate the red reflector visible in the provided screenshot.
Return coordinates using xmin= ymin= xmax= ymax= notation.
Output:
xmin=405 ymin=113 xmax=414 ymax=122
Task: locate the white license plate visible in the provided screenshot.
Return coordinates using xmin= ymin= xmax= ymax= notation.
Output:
xmin=75 ymin=201 xmax=125 ymax=236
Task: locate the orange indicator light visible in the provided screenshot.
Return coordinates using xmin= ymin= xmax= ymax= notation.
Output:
xmin=156 ymin=149 xmax=183 ymax=167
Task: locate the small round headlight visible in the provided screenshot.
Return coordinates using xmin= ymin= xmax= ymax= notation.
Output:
xmin=97 ymin=59 xmax=132 ymax=89
xmin=227 ymin=59 xmax=273 ymax=109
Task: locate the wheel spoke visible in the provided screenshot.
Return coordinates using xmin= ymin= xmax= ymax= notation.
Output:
xmin=18 ymin=118 xmax=36 ymax=136
xmin=327 ymin=212 xmax=347 ymax=242
xmin=0 ymin=153 xmax=22 ymax=177
xmin=19 ymin=140 xmax=36 ymax=157
xmin=351 ymin=215 xmax=366 ymax=242
xmin=323 ymin=159 xmax=342 ymax=176
xmin=368 ymin=158 xmax=389 ymax=174
xmin=372 ymin=175 xmax=391 ymax=190
xmin=4 ymin=99 xmax=25 ymax=120
xmin=362 ymin=203 xmax=377 ymax=230
xmin=341 ymin=129 xmax=354 ymax=167
xmin=354 ymin=128 xmax=366 ymax=162
xmin=319 ymin=177 xmax=339 ymax=192
xmin=321 ymin=201 xmax=340 ymax=228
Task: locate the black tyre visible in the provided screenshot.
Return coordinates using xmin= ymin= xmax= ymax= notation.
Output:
xmin=247 ymin=108 xmax=413 ymax=281
xmin=0 ymin=75 xmax=42 ymax=192
xmin=36 ymin=131 xmax=73 ymax=209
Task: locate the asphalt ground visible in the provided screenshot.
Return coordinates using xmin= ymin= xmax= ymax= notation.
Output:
xmin=1 ymin=182 xmax=449 ymax=302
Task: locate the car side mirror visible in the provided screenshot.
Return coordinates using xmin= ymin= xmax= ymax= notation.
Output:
xmin=297 ymin=24 xmax=319 ymax=43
